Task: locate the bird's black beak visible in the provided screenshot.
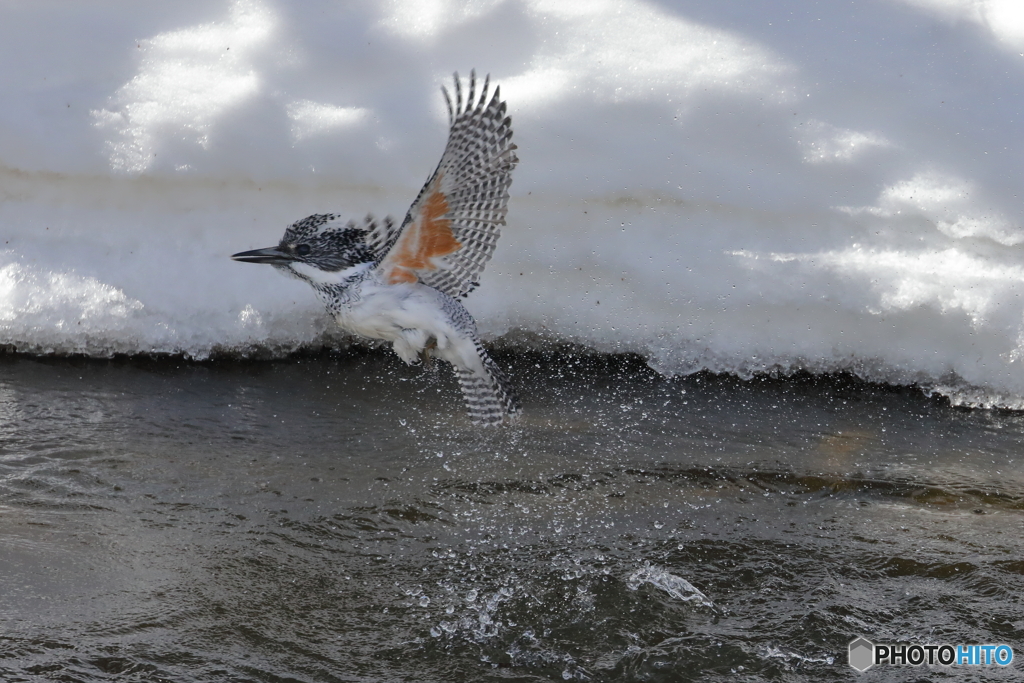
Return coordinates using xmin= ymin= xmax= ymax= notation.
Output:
xmin=231 ymin=246 xmax=295 ymax=264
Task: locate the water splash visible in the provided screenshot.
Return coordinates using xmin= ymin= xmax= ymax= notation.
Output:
xmin=627 ymin=562 xmax=714 ymax=609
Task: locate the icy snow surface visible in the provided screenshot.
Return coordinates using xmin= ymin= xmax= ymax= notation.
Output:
xmin=3 ymin=0 xmax=1024 ymax=406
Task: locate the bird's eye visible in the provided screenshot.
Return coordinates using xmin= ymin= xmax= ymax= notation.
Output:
xmin=295 ymin=244 xmax=311 ymax=256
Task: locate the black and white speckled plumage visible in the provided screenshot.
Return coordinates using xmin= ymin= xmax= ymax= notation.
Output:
xmin=232 ymin=72 xmax=519 ymax=425
xmin=399 ymin=71 xmax=517 ymax=299
xmin=277 ymin=215 xmax=374 ymax=274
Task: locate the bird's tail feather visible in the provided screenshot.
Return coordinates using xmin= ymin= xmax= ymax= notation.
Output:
xmin=455 ymin=346 xmax=520 ymax=425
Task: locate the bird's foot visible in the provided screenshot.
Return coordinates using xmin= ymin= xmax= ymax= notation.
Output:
xmin=420 ymin=337 xmax=438 ymax=373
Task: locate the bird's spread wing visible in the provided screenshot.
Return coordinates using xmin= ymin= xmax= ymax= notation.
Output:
xmin=376 ymin=71 xmax=517 ymax=298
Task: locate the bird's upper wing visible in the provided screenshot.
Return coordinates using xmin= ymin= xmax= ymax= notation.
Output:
xmin=375 ymin=71 xmax=517 ymax=298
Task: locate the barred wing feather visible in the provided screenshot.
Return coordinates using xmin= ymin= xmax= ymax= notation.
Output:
xmin=376 ymin=71 xmax=517 ymax=298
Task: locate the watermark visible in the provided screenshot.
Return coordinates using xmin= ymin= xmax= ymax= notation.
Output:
xmin=849 ymin=637 xmax=1014 ymax=672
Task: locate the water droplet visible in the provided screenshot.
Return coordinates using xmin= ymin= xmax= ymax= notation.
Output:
xmin=419 ymin=595 xmax=430 ymax=607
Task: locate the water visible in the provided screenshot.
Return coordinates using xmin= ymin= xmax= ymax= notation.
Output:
xmin=2 ymin=351 xmax=1022 ymax=681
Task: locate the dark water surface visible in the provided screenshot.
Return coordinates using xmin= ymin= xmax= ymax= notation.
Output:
xmin=1 ymin=352 xmax=1022 ymax=682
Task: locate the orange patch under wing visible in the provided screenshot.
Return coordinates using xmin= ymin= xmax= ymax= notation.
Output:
xmin=384 ymin=180 xmax=462 ymax=285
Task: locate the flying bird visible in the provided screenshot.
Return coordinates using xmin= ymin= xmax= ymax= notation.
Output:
xmin=232 ymin=72 xmax=520 ymax=425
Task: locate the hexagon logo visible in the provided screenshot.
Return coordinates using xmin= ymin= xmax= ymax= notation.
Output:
xmin=849 ymin=637 xmax=874 ymax=672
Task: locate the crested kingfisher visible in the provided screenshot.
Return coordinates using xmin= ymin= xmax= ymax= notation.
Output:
xmin=232 ymin=72 xmax=519 ymax=425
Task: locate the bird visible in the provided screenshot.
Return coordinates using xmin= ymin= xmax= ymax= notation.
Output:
xmin=232 ymin=71 xmax=520 ymax=425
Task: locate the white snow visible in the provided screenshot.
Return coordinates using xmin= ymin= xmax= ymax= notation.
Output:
xmin=3 ymin=0 xmax=1024 ymax=406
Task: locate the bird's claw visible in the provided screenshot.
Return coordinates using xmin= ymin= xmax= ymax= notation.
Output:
xmin=419 ymin=337 xmax=438 ymax=373
xmin=419 ymin=348 xmax=436 ymax=372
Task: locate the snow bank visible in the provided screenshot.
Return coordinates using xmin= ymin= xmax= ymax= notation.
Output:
xmin=3 ymin=0 xmax=1024 ymax=406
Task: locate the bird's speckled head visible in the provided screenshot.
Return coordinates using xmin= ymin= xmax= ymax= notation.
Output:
xmin=279 ymin=214 xmax=375 ymax=272
xmin=232 ymin=214 xmax=375 ymax=282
